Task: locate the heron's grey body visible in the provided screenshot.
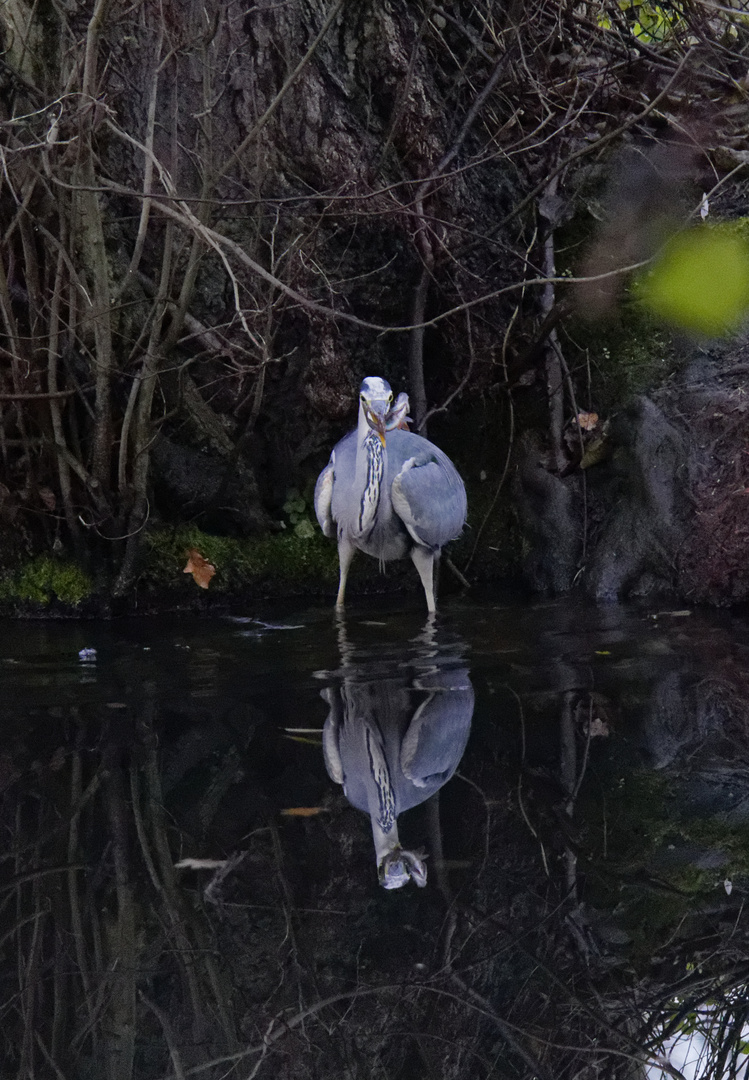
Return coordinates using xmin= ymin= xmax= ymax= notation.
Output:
xmin=314 ymin=377 xmax=467 ymax=611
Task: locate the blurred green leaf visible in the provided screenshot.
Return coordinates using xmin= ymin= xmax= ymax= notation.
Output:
xmin=638 ymin=225 xmax=749 ymax=337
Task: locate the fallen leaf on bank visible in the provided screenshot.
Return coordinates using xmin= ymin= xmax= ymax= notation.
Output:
xmin=577 ymin=411 xmax=599 ymax=431
xmin=183 ymin=549 xmax=216 ymax=589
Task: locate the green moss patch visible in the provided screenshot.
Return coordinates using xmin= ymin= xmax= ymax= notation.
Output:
xmin=0 ymin=556 xmax=93 ymax=605
xmin=142 ymin=525 xmax=339 ymax=594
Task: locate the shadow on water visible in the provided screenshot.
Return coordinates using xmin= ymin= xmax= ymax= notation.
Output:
xmin=3 ymin=599 xmax=749 ymax=1078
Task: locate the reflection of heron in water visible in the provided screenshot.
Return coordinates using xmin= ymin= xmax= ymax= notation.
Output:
xmin=321 ymin=616 xmax=473 ymax=889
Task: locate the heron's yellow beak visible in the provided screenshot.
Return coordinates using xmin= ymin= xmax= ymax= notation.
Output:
xmin=365 ymin=401 xmax=388 ymax=446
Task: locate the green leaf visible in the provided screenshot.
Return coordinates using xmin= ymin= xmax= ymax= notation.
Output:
xmin=638 ymin=225 xmax=749 ymax=337
xmin=634 ymin=5 xmax=667 ymax=41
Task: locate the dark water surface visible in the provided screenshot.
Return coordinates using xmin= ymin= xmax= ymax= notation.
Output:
xmin=3 ymin=597 xmax=749 ymax=1079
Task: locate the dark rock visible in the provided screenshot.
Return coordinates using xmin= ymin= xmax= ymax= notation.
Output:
xmin=584 ymin=396 xmax=687 ymax=601
xmin=151 ymin=437 xmax=269 ymax=535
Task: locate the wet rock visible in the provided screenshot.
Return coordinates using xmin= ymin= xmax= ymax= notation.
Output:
xmin=584 ymin=396 xmax=687 ymax=601
xmin=674 ymin=336 xmax=749 ymax=603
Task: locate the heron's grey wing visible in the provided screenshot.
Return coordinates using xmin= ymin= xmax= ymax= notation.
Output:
xmin=391 ymin=451 xmax=467 ymax=550
xmin=314 ymin=455 xmax=336 ymax=539
xmin=324 ymin=432 xmax=360 ymax=536
xmin=400 ymin=679 xmax=474 ymax=787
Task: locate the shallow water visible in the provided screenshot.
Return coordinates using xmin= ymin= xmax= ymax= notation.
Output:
xmin=2 ymin=596 xmax=749 ymax=1079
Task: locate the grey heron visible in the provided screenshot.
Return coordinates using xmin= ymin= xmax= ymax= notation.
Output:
xmin=321 ymin=619 xmax=474 ymax=888
xmin=314 ymin=377 xmax=467 ymax=611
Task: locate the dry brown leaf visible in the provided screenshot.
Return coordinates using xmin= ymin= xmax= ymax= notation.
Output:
xmin=280 ymin=807 xmax=323 ymax=817
xmin=183 ymin=549 xmax=216 ymax=589
xmin=576 ymin=411 xmax=599 ymax=431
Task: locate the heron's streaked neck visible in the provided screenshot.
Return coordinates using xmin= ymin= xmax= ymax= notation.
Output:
xmin=371 ymin=815 xmax=400 ymax=865
xmin=356 ymin=403 xmax=386 ymax=535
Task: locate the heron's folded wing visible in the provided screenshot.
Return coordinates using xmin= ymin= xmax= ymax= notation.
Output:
xmin=391 ymin=453 xmax=467 ymax=549
xmin=314 ymin=456 xmax=336 ymax=538
xmin=400 ymin=685 xmax=474 ymax=787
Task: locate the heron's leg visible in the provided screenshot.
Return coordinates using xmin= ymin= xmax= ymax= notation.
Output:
xmin=410 ymin=545 xmax=436 ymax=612
xmin=335 ymin=538 xmax=356 ymax=608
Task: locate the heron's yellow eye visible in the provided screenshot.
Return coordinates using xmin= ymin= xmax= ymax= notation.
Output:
xmin=388 ymin=393 xmax=393 ymax=402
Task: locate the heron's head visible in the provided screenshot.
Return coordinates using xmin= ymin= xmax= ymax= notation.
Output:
xmin=359 ymin=377 xmax=393 ymax=446
xmin=378 ymin=846 xmax=428 ymax=890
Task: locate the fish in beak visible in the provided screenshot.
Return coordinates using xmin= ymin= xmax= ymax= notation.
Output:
xmin=385 ymin=392 xmax=412 ymax=432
